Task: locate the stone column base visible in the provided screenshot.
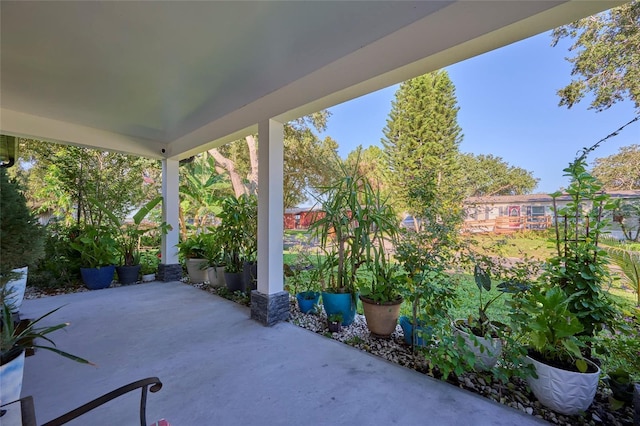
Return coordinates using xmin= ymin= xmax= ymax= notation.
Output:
xmin=251 ymin=291 xmax=290 ymax=326
xmin=158 ymin=263 xmax=182 ymax=282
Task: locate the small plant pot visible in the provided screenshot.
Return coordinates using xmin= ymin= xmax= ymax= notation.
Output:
xmin=141 ymin=273 xmax=156 ymax=282
xmin=296 ymin=291 xmax=320 ymax=314
xmin=0 ymin=350 xmax=25 ymax=405
xmin=607 ymin=376 xmax=635 ymax=404
xmin=207 ymin=266 xmax=226 ymax=288
xmin=453 ymin=320 xmax=502 ymax=371
xmin=399 ymin=316 xmax=432 ymax=347
xmin=4 ymin=266 xmax=28 ymax=313
xmin=327 ymin=320 xmax=342 ymax=333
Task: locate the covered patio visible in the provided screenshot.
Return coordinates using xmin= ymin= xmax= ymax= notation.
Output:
xmin=20 ymin=283 xmax=546 ymax=425
xmin=0 ymin=1 xmax=622 ymax=323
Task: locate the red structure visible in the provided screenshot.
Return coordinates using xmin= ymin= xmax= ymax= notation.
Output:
xmin=283 ymin=208 xmax=325 ymax=230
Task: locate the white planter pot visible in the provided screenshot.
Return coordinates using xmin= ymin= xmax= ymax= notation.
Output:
xmin=185 ymin=258 xmax=208 ymax=283
xmin=0 ymin=350 xmax=25 ymax=404
xmin=141 ymin=273 xmax=156 ymax=282
xmin=454 ymin=322 xmax=502 ymax=370
xmin=207 ymin=266 xmax=226 ymax=288
xmin=526 ymin=355 xmax=600 ymax=415
xmin=4 ymin=266 xmax=28 ymax=313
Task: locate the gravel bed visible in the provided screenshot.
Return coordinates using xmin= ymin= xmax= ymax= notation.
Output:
xmin=25 ymin=281 xmax=637 ymax=425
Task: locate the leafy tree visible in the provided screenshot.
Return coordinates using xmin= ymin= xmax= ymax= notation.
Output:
xmin=552 ymin=1 xmax=640 ymax=112
xmin=459 ymin=153 xmax=538 ymax=197
xmin=592 ymin=144 xmax=640 ymax=190
xmin=344 ymin=145 xmax=388 ymax=197
xmin=179 ymin=153 xmax=233 ymax=238
xmin=14 ymin=139 xmax=161 ymax=226
xmin=209 ymin=112 xmax=340 ymax=207
xmin=382 ymin=70 xmax=464 ymax=229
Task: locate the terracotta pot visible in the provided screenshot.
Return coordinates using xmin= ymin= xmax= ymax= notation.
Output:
xmin=359 ymin=296 xmax=402 ymax=338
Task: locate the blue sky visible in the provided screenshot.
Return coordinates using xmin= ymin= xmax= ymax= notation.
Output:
xmin=319 ymin=31 xmax=639 ymax=194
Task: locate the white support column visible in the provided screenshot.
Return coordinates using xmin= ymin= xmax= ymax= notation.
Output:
xmin=159 ymin=158 xmax=182 ymax=281
xmin=251 ymin=119 xmax=289 ymax=325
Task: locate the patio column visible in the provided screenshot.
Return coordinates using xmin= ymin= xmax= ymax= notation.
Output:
xmin=251 ymin=119 xmax=289 ymax=325
xmin=158 ymin=158 xmax=182 ymax=281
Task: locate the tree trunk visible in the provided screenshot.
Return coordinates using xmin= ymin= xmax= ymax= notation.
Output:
xmin=208 ymin=135 xmax=259 ymax=197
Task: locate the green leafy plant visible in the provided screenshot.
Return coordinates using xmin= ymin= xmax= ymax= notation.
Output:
xmin=511 ymin=286 xmax=588 ymax=372
xmin=201 ymin=228 xmax=225 ymax=268
xmin=546 ymin=156 xmax=618 ymax=340
xmin=139 ymin=251 xmax=160 ymax=275
xmin=216 ymin=194 xmax=258 ymax=273
xmin=92 ymin=196 xmax=169 ymax=266
xmin=328 ymin=313 xmax=343 ymax=323
xmin=69 ymin=225 xmax=119 ymax=268
xmin=1 ymin=303 xmax=94 ymax=367
xmin=601 ymin=241 xmax=640 ymax=306
xmin=0 ymin=168 xmax=45 ymax=285
xmin=310 ymin=151 xmax=397 ymax=297
xmin=176 ymin=233 xmax=208 ymax=260
xmin=462 ymin=251 xmax=533 ymax=337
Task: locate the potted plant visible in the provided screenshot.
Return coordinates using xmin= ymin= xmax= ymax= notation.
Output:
xmin=69 ymin=225 xmax=119 ymax=290
xmin=327 ymin=313 xmax=343 ymax=333
xmin=453 ymin=253 xmax=532 ymax=370
xmin=285 ymin=253 xmax=320 ymax=314
xmin=311 ymin=155 xmax=395 ymax=326
xmin=359 ymin=260 xmax=405 ymax=338
xmin=394 ymin=225 xmax=459 ymax=351
xmin=140 ymin=251 xmax=160 ymax=282
xmin=1 ymin=303 xmax=94 ymax=404
xmin=606 ymin=368 xmax=636 ymax=405
xmin=177 ymin=233 xmax=209 ymax=283
xmin=92 ymin=196 xmax=167 ymax=285
xmin=511 ymin=285 xmax=600 ymax=415
xmin=0 ymin=168 xmax=45 ymax=312
xmin=217 ymin=195 xmax=257 ymax=293
xmin=202 ymin=229 xmax=226 ymax=288
xmin=545 ymin=154 xmax=618 ymax=351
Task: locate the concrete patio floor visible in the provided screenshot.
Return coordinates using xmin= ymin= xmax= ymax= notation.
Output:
xmin=20 ymin=282 xmax=547 ymax=425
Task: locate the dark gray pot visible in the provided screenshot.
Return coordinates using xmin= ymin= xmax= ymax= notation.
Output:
xmin=116 ymin=265 xmax=141 ymax=285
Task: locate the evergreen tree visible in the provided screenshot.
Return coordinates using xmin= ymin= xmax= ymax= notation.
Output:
xmin=0 ymin=168 xmax=45 ymax=279
xmin=382 ymin=70 xmax=464 ymax=229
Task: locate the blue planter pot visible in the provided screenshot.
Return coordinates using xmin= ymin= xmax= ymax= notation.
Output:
xmin=322 ymin=292 xmax=357 ymax=326
xmin=80 ymin=265 xmax=115 ymax=290
xmin=296 ymin=291 xmax=320 ymax=314
xmin=399 ymin=316 xmax=433 ymax=347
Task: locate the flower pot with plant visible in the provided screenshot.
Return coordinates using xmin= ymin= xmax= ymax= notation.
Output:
xmin=140 ymin=251 xmax=160 ymax=282
xmin=217 ymin=195 xmax=257 ymax=293
xmin=202 ymin=229 xmax=226 ymax=287
xmin=327 ymin=313 xmax=343 ymax=333
xmin=285 ymin=251 xmax=321 ymax=314
xmin=177 ymin=233 xmax=209 ymax=283
xmin=511 ymin=285 xmax=600 ymax=415
xmin=545 ymin=153 xmax=619 ymax=356
xmin=311 ymin=153 xmax=396 ymax=327
xmin=92 ymin=196 xmax=169 ymax=285
xmin=360 ymin=262 xmax=405 ymax=338
xmin=453 ymin=253 xmax=531 ymax=370
xmin=0 ymin=168 xmax=45 ymax=312
xmin=69 ymin=225 xmax=119 ymax=290
xmin=1 ymin=303 xmax=94 ymax=404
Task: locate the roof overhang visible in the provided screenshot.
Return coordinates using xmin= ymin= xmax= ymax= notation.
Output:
xmin=0 ymin=1 xmax=624 ymax=160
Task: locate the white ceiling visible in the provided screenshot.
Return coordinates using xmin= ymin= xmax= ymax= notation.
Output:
xmin=0 ymin=1 xmax=622 ymax=160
